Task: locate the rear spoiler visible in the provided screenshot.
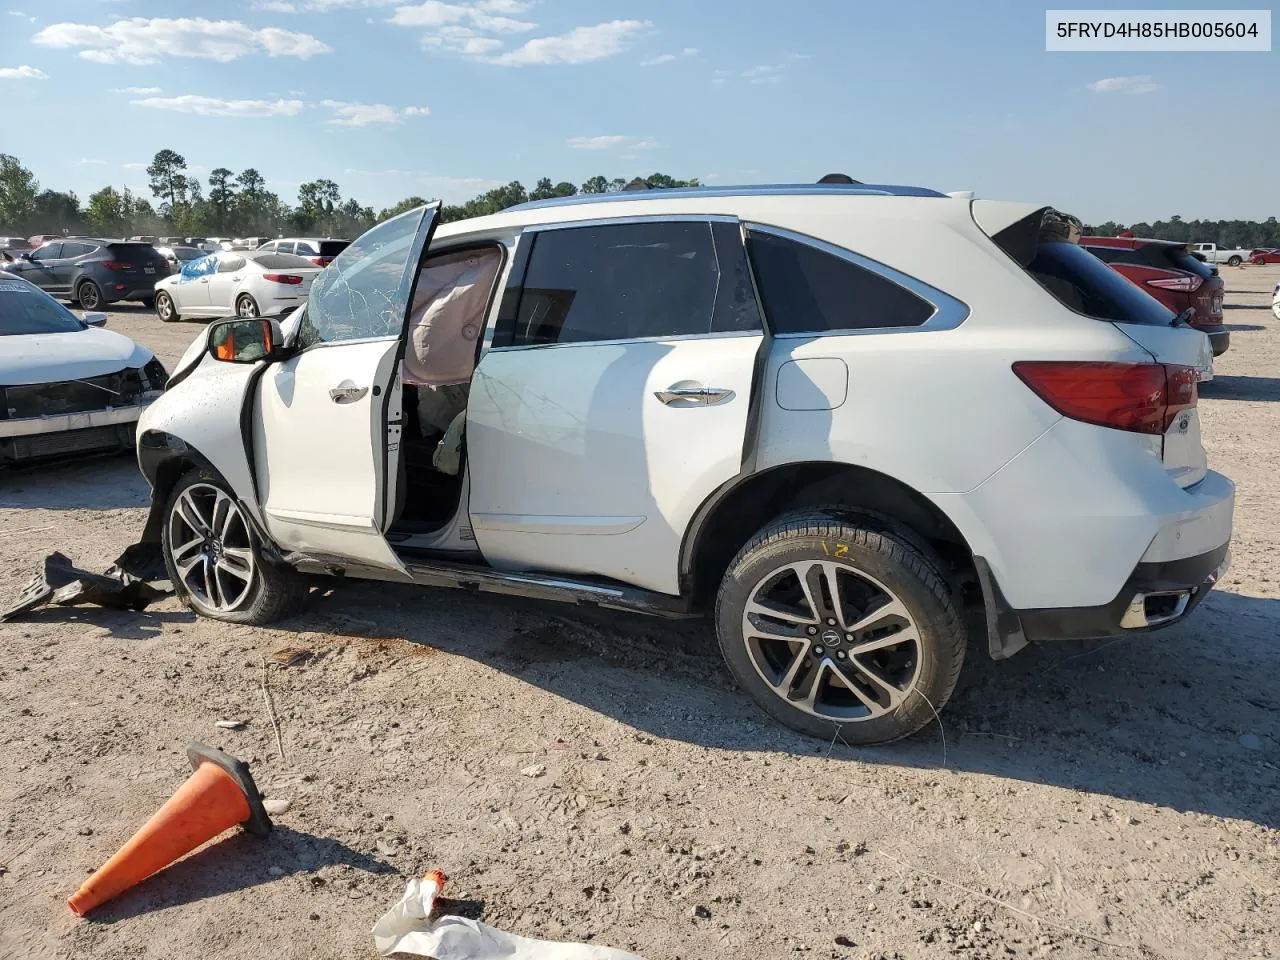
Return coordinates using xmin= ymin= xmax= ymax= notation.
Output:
xmin=971 ymin=203 xmax=1083 ymax=267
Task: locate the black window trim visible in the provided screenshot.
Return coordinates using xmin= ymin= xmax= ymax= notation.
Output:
xmin=743 ymin=223 xmax=970 ymax=337
xmin=486 ymin=213 xmax=764 ymax=353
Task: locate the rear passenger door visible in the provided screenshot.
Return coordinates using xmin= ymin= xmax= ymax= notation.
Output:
xmin=466 ymin=217 xmax=766 ymax=595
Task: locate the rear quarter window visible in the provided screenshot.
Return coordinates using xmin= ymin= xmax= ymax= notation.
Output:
xmin=746 ymin=231 xmax=935 ymax=333
xmin=318 ymin=241 xmax=350 ymax=257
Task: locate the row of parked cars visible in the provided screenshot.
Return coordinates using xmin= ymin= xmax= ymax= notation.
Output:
xmin=0 ymin=235 xmax=350 ymax=315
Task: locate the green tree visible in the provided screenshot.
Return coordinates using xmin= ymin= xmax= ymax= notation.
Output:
xmin=234 ymin=168 xmax=282 ymax=235
xmin=580 ymin=175 xmax=610 ymax=195
xmin=32 ymin=190 xmax=83 ymax=236
xmin=85 ymin=186 xmax=133 ymax=236
xmin=0 ymin=154 xmax=40 ymax=231
xmin=529 ymin=177 xmax=577 ymax=201
xmin=378 ymin=196 xmax=429 ymax=221
xmin=146 ymin=149 xmax=194 ymax=214
xmin=296 ymin=178 xmax=342 ymax=232
xmin=207 ymin=167 xmax=237 ymax=233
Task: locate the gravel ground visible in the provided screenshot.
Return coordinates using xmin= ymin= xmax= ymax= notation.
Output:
xmin=1 ymin=269 xmax=1277 ymax=960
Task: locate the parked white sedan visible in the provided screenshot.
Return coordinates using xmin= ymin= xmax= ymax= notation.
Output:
xmin=1 ymin=275 xmax=166 ymax=464
xmin=153 ymin=251 xmax=321 ymax=322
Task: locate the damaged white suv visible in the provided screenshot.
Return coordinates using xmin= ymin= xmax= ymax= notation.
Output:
xmin=135 ymin=185 xmax=1233 ymax=743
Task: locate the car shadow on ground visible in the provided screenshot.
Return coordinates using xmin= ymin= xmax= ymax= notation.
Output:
xmin=0 ymin=454 xmax=150 ymax=510
xmin=87 ymin=825 xmax=394 ymax=922
xmin=269 ymin=579 xmax=1280 ymax=830
xmin=16 ymin=604 xmax=196 ymax=639
xmin=1223 ymin=323 xmax=1267 ymax=332
xmin=1199 ymin=376 xmax=1280 ymax=402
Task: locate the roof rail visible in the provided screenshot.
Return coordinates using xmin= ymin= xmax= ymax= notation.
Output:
xmin=507 ymin=182 xmax=947 ymax=212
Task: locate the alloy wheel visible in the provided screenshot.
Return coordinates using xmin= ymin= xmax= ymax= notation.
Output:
xmin=157 ymin=294 xmax=173 ymax=320
xmin=741 ymin=560 xmax=923 ymax=722
xmin=79 ymin=283 xmax=101 ymax=310
xmin=167 ymin=483 xmax=257 ymax=612
xmin=237 ymin=296 xmax=258 ymax=318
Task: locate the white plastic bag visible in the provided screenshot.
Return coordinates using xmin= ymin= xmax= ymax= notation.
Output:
xmin=372 ymin=874 xmax=646 ymax=960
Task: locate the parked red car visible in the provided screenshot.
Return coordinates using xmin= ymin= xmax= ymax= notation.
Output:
xmin=1249 ymin=248 xmax=1280 ymax=264
xmin=1079 ymin=236 xmax=1228 ymax=356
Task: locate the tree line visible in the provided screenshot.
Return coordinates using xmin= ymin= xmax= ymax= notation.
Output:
xmin=0 ymin=150 xmax=699 ymax=241
xmin=1084 ymin=216 xmax=1280 ymax=249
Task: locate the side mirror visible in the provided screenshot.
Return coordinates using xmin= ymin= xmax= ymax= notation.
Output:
xmin=82 ymin=311 xmax=108 ymax=328
xmin=207 ymin=317 xmax=284 ymax=365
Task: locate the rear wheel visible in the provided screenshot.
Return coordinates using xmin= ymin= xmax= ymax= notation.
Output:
xmin=162 ymin=470 xmax=308 ymax=625
xmin=76 ymin=280 xmax=104 ymax=311
xmin=1227 ymin=255 xmax=1243 ymax=267
xmin=714 ymin=512 xmax=966 ymax=744
xmin=236 ymin=294 xmax=259 ymax=318
xmin=155 ymin=291 xmax=178 ymax=323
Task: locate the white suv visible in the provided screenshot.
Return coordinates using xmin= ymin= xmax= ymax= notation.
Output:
xmin=135 ymin=185 xmax=1234 ymax=744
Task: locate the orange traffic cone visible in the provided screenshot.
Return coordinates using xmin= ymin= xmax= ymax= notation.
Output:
xmin=68 ymin=743 xmax=272 ymax=917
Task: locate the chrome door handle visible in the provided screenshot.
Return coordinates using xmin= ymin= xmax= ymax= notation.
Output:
xmin=654 ymin=386 xmax=736 ymax=406
xmin=329 ymin=384 xmax=369 ymax=404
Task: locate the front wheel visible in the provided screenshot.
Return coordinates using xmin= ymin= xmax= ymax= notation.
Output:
xmin=1227 ymin=256 xmax=1243 ymax=267
xmin=162 ymin=470 xmax=308 ymax=624
xmin=155 ymin=291 xmax=178 ymax=323
xmin=714 ymin=512 xmax=966 ymax=745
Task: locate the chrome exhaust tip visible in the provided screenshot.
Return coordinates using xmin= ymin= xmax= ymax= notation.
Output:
xmin=1120 ymin=590 xmax=1192 ymax=629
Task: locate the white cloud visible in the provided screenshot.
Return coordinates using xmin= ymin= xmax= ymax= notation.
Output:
xmin=321 ymin=100 xmax=430 ymax=125
xmin=567 ymin=135 xmax=656 ymax=151
xmin=0 ymin=65 xmax=48 ymax=80
xmin=77 ymin=158 xmax=106 ymax=165
xmin=111 ymin=85 xmax=162 ymax=94
xmin=34 ymin=18 xmax=331 ymax=65
xmin=487 ymin=19 xmax=649 ymax=66
xmin=123 ymin=162 xmax=148 ymax=170
xmin=1088 ymin=75 xmax=1159 ymax=94
xmin=131 ymin=95 xmax=307 ymax=118
xmin=641 ymin=46 xmax=696 ymax=67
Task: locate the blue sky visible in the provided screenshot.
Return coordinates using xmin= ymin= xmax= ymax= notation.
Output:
xmin=1 ymin=0 xmax=1275 ymax=224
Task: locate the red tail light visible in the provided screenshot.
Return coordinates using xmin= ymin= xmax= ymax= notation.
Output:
xmin=100 ymin=260 xmax=128 ymax=271
xmin=1146 ymin=275 xmax=1203 ymax=292
xmin=263 ymin=273 xmax=303 ymax=285
xmin=1012 ymin=361 xmax=1198 ymax=435
xmin=310 ymin=256 xmax=332 ymax=267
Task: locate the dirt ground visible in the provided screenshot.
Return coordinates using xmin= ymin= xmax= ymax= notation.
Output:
xmin=1 ymin=268 xmax=1277 ymax=960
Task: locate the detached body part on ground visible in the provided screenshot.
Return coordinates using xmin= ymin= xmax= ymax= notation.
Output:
xmin=0 ymin=276 xmax=167 ymax=465
xmin=128 ymin=185 xmax=1234 ymax=745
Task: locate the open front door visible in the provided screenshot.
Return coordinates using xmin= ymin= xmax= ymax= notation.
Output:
xmin=250 ymin=203 xmax=440 ymax=571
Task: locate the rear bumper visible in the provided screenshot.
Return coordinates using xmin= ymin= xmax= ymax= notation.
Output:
xmin=101 ymin=282 xmax=160 ymax=302
xmin=1196 ymin=326 xmax=1229 ymax=357
xmin=1015 ymin=545 xmax=1230 ymax=642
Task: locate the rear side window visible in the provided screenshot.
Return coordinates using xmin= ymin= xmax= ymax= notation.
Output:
xmin=746 ymin=231 xmax=935 ymax=333
xmin=217 ymin=256 xmax=246 ymax=273
xmin=63 ymin=242 xmax=96 ymax=258
xmin=1162 ymin=247 xmax=1214 ymax=279
xmin=318 ymin=241 xmax=349 ymax=256
xmin=295 ymin=241 xmax=317 ymax=255
xmin=502 ymin=220 xmax=757 ymax=347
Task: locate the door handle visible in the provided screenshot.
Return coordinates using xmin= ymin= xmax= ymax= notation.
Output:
xmin=654 ymin=385 xmax=736 ymax=406
xmin=329 ymin=384 xmax=369 ymax=404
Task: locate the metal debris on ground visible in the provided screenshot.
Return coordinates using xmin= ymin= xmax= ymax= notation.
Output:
xmin=372 ymin=872 xmax=646 ymax=960
xmin=0 ymin=544 xmax=172 ymax=622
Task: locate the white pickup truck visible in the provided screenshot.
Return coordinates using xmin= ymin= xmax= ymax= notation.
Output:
xmin=1192 ymin=242 xmax=1252 ymax=267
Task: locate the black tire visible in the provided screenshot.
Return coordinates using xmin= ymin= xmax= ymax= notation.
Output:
xmin=140 ymin=296 xmax=155 ymax=308
xmin=1227 ymin=256 xmax=1242 ymax=267
xmin=236 ymin=294 xmax=259 ymax=318
xmin=77 ymin=280 xmax=104 ymax=311
xmin=155 ymin=291 xmax=179 ymax=323
xmin=714 ymin=512 xmax=966 ymax=745
xmin=162 ymin=468 xmax=308 ymax=625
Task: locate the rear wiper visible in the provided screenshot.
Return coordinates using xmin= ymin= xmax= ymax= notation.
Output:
xmin=1171 ymin=307 xmax=1195 ymax=328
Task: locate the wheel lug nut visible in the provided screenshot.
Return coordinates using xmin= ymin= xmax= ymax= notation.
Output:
xmin=813 ymin=646 xmax=824 ymax=656
xmin=836 ymin=650 xmax=847 ymax=660
xmin=845 ymin=634 xmax=854 ymax=642
xmin=807 ymin=626 xmax=818 ymax=635
xmin=826 ymin=618 xmax=836 ymax=626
